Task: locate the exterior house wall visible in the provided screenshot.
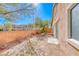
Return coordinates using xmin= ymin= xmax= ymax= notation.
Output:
xmin=52 ymin=3 xmax=79 ymax=55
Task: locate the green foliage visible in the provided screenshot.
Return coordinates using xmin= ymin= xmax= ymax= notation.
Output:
xmin=0 ymin=25 xmax=3 ymax=31
xmin=34 ymin=17 xmax=49 ymax=34
xmin=0 ymin=9 xmax=8 ymax=14
xmin=35 ymin=17 xmax=48 ymax=29
xmin=4 ymin=21 xmax=13 ymax=31
xmin=40 ymin=25 xmax=47 ymax=34
xmin=42 ymin=20 xmax=48 ymax=27
xmin=0 ymin=3 xmax=18 ymax=14
xmin=6 ymin=3 xmax=18 ymax=6
xmin=35 ymin=17 xmax=42 ymax=28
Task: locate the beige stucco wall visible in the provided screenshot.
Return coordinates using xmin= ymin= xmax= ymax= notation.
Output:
xmin=52 ymin=3 xmax=79 ymax=55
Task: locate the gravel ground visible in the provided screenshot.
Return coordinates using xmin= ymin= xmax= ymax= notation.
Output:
xmin=0 ymin=35 xmax=48 ymax=56
xmin=0 ymin=35 xmax=63 ymax=56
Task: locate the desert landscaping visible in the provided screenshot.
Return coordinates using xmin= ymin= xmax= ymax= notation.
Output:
xmin=0 ymin=3 xmax=67 ymax=56
xmin=0 ymin=30 xmax=64 ymax=56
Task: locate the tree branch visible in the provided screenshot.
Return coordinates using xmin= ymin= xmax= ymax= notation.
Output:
xmin=0 ymin=7 xmax=35 ymax=15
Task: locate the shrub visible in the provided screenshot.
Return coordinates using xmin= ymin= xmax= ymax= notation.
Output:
xmin=40 ymin=25 xmax=48 ymax=34
xmin=4 ymin=21 xmax=13 ymax=31
xmin=0 ymin=29 xmax=3 ymax=31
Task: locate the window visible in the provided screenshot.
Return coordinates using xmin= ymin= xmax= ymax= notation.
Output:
xmin=70 ymin=4 xmax=79 ymax=41
xmin=68 ymin=4 xmax=79 ymax=49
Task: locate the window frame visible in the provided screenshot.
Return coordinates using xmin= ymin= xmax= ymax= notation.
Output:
xmin=67 ymin=4 xmax=79 ymax=49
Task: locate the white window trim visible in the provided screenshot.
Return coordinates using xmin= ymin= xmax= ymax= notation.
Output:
xmin=67 ymin=39 xmax=79 ymax=49
xmin=67 ymin=4 xmax=79 ymax=49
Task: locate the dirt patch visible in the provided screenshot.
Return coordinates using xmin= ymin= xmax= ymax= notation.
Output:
xmin=0 ymin=34 xmax=66 ymax=56
xmin=0 ymin=30 xmax=39 ymax=51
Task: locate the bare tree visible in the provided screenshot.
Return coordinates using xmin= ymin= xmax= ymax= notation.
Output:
xmin=0 ymin=3 xmax=36 ymax=22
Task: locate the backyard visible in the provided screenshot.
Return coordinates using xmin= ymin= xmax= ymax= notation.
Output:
xmin=0 ymin=3 xmax=58 ymax=56
xmin=0 ymin=30 xmax=62 ymax=56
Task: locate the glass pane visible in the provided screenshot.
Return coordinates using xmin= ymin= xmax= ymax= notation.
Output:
xmin=72 ymin=4 xmax=79 ymax=41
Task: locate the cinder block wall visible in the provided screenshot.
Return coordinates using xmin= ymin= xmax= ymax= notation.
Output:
xmin=52 ymin=3 xmax=79 ymax=55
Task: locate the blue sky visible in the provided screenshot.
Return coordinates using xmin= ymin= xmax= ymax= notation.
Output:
xmin=0 ymin=3 xmax=53 ymax=25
